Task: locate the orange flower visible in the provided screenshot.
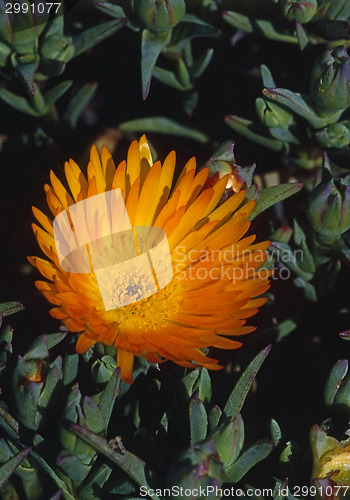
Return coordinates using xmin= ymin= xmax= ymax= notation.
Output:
xmin=29 ymin=136 xmax=271 ymax=383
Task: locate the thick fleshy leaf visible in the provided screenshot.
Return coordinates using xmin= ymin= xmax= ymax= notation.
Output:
xmin=72 ymin=19 xmax=126 ymax=58
xmin=225 ymin=115 xmax=284 ymax=152
xmin=214 ymin=413 xmax=244 ymax=467
xmin=224 ymin=439 xmax=273 ymax=483
xmin=198 ymin=368 xmax=212 ymax=405
xmin=120 ymin=116 xmax=208 ymax=143
xmin=141 ymin=29 xmax=171 ymax=99
xmin=181 ymin=370 xmax=200 ymax=399
xmin=0 ymin=448 xmax=32 ymax=490
xmin=208 ymin=405 xmax=222 ymax=432
xmin=260 ymin=65 xmax=276 ymax=88
xmin=262 ymin=88 xmax=337 ymax=128
xmin=324 ymin=359 xmax=348 ymax=407
xmin=70 ymin=424 xmax=161 ymax=500
xmin=223 ymin=346 xmax=271 ymax=421
xmin=63 ymin=82 xmax=98 ymax=129
xmin=92 ymin=368 xmax=121 ymax=427
xmin=250 ymin=183 xmax=304 ymax=220
xmin=0 ymin=302 xmax=25 ymax=318
xmin=0 ymin=406 xmax=19 ymax=440
xmin=44 ymin=80 xmax=73 ymax=111
xmin=189 ymin=390 xmax=208 ymax=444
xmin=78 ymin=463 xmax=112 ymax=500
xmin=309 ymin=19 xmax=350 ymax=40
xmin=223 ymin=11 xmax=297 ymax=43
xmin=56 ymin=452 xmax=90 ymax=481
xmin=270 ymin=418 xmax=282 ymax=447
xmin=29 ymin=449 xmax=76 ymax=500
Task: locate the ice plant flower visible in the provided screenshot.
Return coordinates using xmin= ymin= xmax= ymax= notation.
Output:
xmin=29 ymin=136 xmax=271 ymax=383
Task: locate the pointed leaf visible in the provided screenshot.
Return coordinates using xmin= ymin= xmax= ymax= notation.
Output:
xmin=78 ymin=463 xmax=112 ymax=500
xmin=224 ymin=439 xmax=273 ymax=483
xmin=214 ymin=413 xmax=244 ymax=467
xmin=94 ymin=2 xmax=125 ymax=20
xmin=64 ymin=82 xmax=98 ymax=129
xmin=223 ymin=346 xmax=271 ymax=421
xmin=29 ymin=449 xmax=76 ymax=500
xmin=250 ymin=183 xmax=304 ymax=220
xmin=324 ymin=359 xmax=348 ymax=407
xmin=223 ymin=11 xmax=297 ymax=43
xmin=262 ymin=88 xmax=334 ymax=128
xmin=0 ymin=88 xmax=41 ymax=116
xmin=190 ymin=48 xmax=213 ymax=79
xmin=0 ymin=302 xmax=25 ymax=318
xmin=198 ymin=368 xmax=212 ymax=405
xmin=0 ymin=406 xmax=19 ymax=440
xmin=0 ymin=448 xmax=31 ymax=490
xmin=72 ymin=19 xmax=126 ymax=58
xmin=225 ymin=115 xmax=283 ymax=151
xmin=181 ymin=370 xmax=200 ymax=398
xmin=152 ymin=66 xmax=188 ymax=91
xmin=48 ymin=490 xmax=63 ymax=500
xmin=208 ymin=405 xmax=222 ymax=432
xmin=167 ymin=17 xmax=220 ymax=54
xmin=260 ymin=65 xmax=276 ymax=88
xmin=189 ymin=391 xmax=208 ymax=444
xmin=141 ymin=29 xmax=170 ymax=99
xmin=270 ymin=418 xmax=282 ymax=446
xmin=70 ymin=424 xmax=161 ymax=500
xmin=120 ymin=116 xmax=208 ymax=143
xmin=269 ymin=127 xmax=300 ymax=144
xmin=44 ymin=80 xmax=73 ymax=110
xmin=94 ymin=368 xmax=121 ymax=427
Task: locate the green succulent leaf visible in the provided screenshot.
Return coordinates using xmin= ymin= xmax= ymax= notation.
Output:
xmin=120 ymin=116 xmax=208 ymax=143
xmin=224 ymin=439 xmax=274 ymax=483
xmin=70 ymin=424 xmax=160 ymax=500
xmin=29 ymin=449 xmax=76 ymax=500
xmin=262 ymin=88 xmax=340 ymax=128
xmin=223 ymin=346 xmax=271 ymax=421
xmin=223 ymin=11 xmax=297 ymax=43
xmin=324 ymin=359 xmax=348 ymax=407
xmin=78 ymin=463 xmax=112 ymax=500
xmin=152 ymin=66 xmax=189 ymax=91
xmin=0 ymin=448 xmax=32 ymax=491
xmin=72 ymin=19 xmax=126 ymax=59
xmin=64 ymin=82 xmax=98 ymax=129
xmin=225 ymin=115 xmax=284 ymax=152
xmin=141 ymin=29 xmax=171 ymax=99
xmin=260 ymin=64 xmax=276 ymax=88
xmin=198 ymin=368 xmax=212 ymax=405
xmin=93 ymin=368 xmax=121 ymax=427
xmin=270 ymin=418 xmax=282 ymax=446
xmin=214 ymin=412 xmax=245 ymax=468
xmin=181 ymin=369 xmax=200 ymax=399
xmin=208 ymin=405 xmax=222 ymax=432
xmin=0 ymin=301 xmax=24 ymax=319
xmin=190 ymin=48 xmax=213 ymax=79
xmin=250 ymin=183 xmax=304 ymax=220
xmin=189 ymin=390 xmax=208 ymax=444
xmin=0 ymin=406 xmax=19 ymax=440
xmin=56 ymin=451 xmax=90 ymax=481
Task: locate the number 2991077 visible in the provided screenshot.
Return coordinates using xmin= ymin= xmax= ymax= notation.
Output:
xmin=5 ymin=2 xmax=62 ymax=14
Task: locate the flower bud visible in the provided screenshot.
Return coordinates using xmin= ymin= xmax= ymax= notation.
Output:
xmin=306 ymin=175 xmax=350 ymax=242
xmin=315 ymin=122 xmax=350 ymax=149
xmin=134 ymin=0 xmax=186 ymax=32
xmin=256 ymin=98 xmax=294 ymax=129
xmin=165 ymin=439 xmax=224 ymax=498
xmin=279 ymin=0 xmax=317 ymax=23
xmin=310 ymin=46 xmax=350 ymax=113
xmin=40 ymin=35 xmax=74 ymax=62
